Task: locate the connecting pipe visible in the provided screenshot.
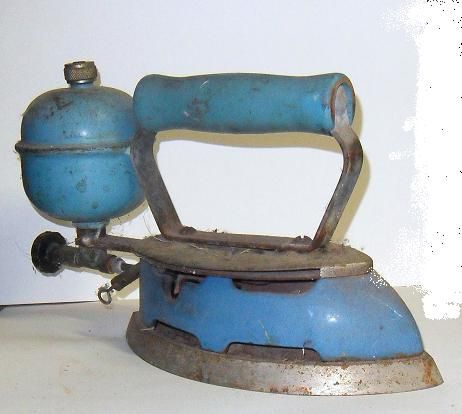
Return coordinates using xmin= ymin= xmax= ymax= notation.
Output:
xmin=31 ymin=231 xmax=139 ymax=304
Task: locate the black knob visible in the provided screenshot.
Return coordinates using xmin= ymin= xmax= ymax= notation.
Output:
xmin=31 ymin=232 xmax=67 ymax=274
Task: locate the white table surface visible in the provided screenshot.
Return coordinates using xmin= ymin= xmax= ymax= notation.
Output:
xmin=1 ymin=288 xmax=461 ymax=414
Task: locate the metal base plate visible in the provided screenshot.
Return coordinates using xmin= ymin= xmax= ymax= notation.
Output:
xmin=126 ymin=312 xmax=443 ymax=395
xmin=95 ymin=235 xmax=372 ymax=279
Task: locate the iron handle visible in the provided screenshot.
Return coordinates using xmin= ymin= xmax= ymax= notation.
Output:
xmin=133 ymin=73 xmax=355 ymax=135
xmin=131 ymin=73 xmax=362 ymax=252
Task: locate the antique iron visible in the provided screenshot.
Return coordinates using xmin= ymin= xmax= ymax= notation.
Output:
xmin=15 ymin=61 xmax=442 ymax=395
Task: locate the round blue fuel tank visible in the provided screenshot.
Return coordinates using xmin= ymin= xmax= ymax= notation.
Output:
xmin=16 ymin=61 xmax=144 ymax=229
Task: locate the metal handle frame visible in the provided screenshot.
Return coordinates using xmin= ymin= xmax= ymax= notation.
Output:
xmin=131 ymin=86 xmax=362 ymax=252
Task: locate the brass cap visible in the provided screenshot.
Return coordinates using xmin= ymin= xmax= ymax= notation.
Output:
xmin=64 ymin=61 xmax=97 ymax=84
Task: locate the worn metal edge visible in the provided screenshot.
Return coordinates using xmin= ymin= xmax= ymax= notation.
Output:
xmin=126 ymin=312 xmax=443 ymax=396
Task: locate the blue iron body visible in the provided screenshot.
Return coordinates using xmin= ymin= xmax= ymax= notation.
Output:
xmin=140 ymin=261 xmax=423 ymax=361
xmin=18 ymin=82 xmax=144 ymax=228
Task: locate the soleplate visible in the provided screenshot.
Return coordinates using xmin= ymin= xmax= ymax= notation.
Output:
xmin=126 ymin=312 xmax=443 ymax=395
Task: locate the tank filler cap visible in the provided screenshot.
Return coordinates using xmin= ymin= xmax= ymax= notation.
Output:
xmin=64 ymin=61 xmax=97 ymax=84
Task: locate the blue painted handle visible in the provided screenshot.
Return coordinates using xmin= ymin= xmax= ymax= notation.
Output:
xmin=133 ymin=73 xmax=355 ymax=135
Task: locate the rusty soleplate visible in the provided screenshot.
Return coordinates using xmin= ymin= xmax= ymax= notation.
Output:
xmin=126 ymin=313 xmax=443 ymax=396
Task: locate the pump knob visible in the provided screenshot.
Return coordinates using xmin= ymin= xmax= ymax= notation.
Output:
xmin=31 ymin=231 xmax=67 ymax=274
xmin=64 ymin=61 xmax=97 ymax=84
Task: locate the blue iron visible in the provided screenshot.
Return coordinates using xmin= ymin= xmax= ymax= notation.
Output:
xmin=16 ymin=62 xmax=442 ymax=395
xmin=140 ymin=265 xmax=424 ymax=360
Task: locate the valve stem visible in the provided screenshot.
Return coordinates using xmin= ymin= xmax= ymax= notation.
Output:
xmin=97 ymin=263 xmax=141 ymax=305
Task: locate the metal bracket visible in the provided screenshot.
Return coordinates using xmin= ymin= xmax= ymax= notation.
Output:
xmin=131 ymin=85 xmax=362 ymax=252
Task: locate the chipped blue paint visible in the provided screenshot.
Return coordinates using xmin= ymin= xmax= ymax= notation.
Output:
xmin=18 ymin=81 xmax=144 ymax=228
xmin=140 ymin=261 xmax=423 ymax=361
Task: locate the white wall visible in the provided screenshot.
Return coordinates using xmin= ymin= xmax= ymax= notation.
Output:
xmin=1 ymin=1 xmax=459 ymax=317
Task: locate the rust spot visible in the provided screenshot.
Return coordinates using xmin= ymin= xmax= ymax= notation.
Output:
xmin=380 ymin=359 xmax=393 ymax=367
xmin=76 ymin=177 xmax=87 ymax=193
xmin=190 ymin=373 xmax=203 ymax=382
xmin=295 ymin=386 xmax=312 ymax=395
xmin=187 ymin=97 xmax=209 ymax=121
xmin=422 ymin=357 xmax=435 ymax=385
xmin=180 ymin=226 xmax=197 ymax=235
xmin=392 ymin=352 xmax=409 ymax=359
xmin=44 ymin=109 xmax=55 ymax=119
xmin=53 ymin=96 xmax=73 ymax=110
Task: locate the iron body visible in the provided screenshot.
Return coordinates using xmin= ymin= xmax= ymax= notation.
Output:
xmin=139 ymin=262 xmax=423 ymax=358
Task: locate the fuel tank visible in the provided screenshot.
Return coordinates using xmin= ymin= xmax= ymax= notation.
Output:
xmin=16 ymin=61 xmax=144 ymax=229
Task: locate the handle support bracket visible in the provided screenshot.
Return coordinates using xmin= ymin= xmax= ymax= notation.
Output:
xmin=131 ymin=85 xmax=362 ymax=252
